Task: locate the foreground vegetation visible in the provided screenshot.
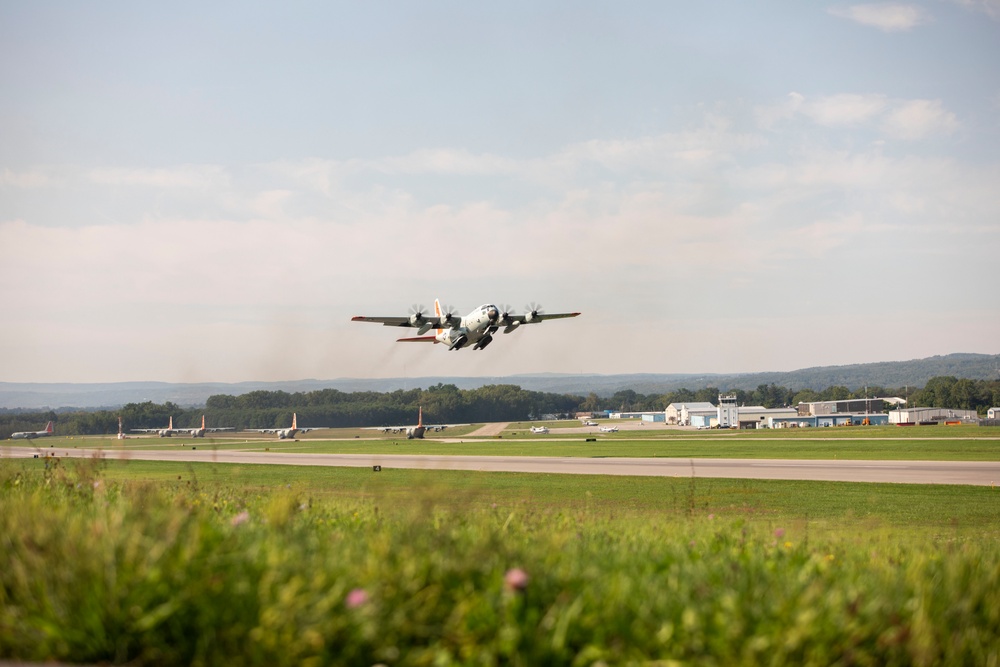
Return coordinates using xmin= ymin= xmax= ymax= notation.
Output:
xmin=2 ymin=458 xmax=999 ymax=665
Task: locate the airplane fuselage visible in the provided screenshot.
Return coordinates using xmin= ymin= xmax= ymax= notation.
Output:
xmin=11 ymin=421 xmax=54 ymax=439
xmin=436 ymin=304 xmax=499 ymax=350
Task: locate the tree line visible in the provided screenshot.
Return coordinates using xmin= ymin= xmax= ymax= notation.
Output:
xmin=3 ymin=377 xmax=999 ymax=439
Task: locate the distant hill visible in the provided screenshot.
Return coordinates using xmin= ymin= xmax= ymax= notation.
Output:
xmin=1 ymin=353 xmax=997 ymax=410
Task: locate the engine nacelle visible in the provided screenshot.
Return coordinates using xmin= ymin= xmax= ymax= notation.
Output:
xmin=503 ymin=321 xmax=520 ymax=334
xmin=524 ymin=311 xmax=537 ymax=323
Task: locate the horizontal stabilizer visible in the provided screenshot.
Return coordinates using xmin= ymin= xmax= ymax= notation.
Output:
xmin=397 ymin=336 xmax=439 ymax=343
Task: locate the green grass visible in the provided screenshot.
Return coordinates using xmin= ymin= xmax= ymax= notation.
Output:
xmin=4 ymin=457 xmax=997 ymax=532
xmin=21 ymin=425 xmax=1000 ymax=460
xmin=2 ymin=457 xmax=999 ymax=665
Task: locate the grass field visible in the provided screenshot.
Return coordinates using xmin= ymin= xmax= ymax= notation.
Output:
xmin=2 ymin=453 xmax=1000 ymax=665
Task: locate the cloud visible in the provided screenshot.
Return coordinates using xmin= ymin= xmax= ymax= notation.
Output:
xmin=800 ymin=93 xmax=890 ymax=127
xmin=828 ymin=3 xmax=931 ymax=31
xmin=88 ymin=165 xmax=231 ymax=188
xmin=950 ymin=0 xmax=1000 ymax=19
xmin=0 ymin=168 xmax=53 ymax=188
xmin=881 ymin=99 xmax=959 ymax=139
xmin=757 ymin=93 xmax=959 ymax=140
xmin=2 ymin=97 xmax=997 ymax=382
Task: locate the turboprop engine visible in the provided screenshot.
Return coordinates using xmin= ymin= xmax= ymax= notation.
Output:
xmin=446 ymin=331 xmax=468 ymax=350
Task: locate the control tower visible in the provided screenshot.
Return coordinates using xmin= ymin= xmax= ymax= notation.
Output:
xmin=718 ymin=394 xmax=738 ymax=429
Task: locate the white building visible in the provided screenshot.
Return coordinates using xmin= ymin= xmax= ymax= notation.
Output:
xmin=718 ymin=394 xmax=738 ymax=428
xmin=888 ymin=407 xmax=978 ymax=424
xmin=665 ymin=402 xmax=715 ymax=426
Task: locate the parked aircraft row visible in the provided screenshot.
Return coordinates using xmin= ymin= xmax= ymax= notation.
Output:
xmin=132 ymin=415 xmax=236 ymax=438
xmin=352 ymin=299 xmax=580 ymax=352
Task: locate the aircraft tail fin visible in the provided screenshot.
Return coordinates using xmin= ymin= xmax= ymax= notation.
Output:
xmin=292 ymin=412 xmax=297 ymax=430
xmin=44 ymin=421 xmax=53 ymax=433
xmin=433 ymin=299 xmax=446 ymax=335
xmin=168 ymin=416 xmax=173 ymax=429
xmin=201 ymin=414 xmax=206 ymax=429
xmin=418 ymin=406 xmax=423 ymax=427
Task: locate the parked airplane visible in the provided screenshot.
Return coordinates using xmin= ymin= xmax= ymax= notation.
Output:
xmin=178 ymin=415 xmax=235 ymax=438
xmin=530 ymin=426 xmax=550 ymax=434
xmin=352 ymin=300 xmax=580 ymax=351
xmin=132 ymin=417 xmax=179 ymax=437
xmin=256 ymin=413 xmax=323 ymax=439
xmin=371 ymin=407 xmax=467 ymax=439
xmin=599 ymin=425 xmax=619 ymax=433
xmin=11 ymin=421 xmax=54 ymax=439
xmin=582 ymin=420 xmax=599 ymax=426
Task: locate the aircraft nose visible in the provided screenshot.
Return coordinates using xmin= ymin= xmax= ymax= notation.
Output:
xmin=488 ymin=307 xmax=499 ymax=321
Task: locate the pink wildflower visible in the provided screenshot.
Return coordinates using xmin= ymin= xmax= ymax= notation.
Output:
xmin=231 ymin=510 xmax=250 ymax=526
xmin=504 ymin=568 xmax=529 ymax=592
xmin=774 ymin=528 xmax=785 ymax=539
xmin=345 ymin=588 xmax=369 ymax=609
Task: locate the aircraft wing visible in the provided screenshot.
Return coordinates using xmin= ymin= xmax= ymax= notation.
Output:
xmin=352 ymin=315 xmax=461 ymax=330
xmin=351 ymin=316 xmax=415 ymax=328
xmin=206 ymin=427 xmax=235 ymax=432
xmin=507 ymin=312 xmax=581 ymax=324
xmin=131 ymin=428 xmax=164 ymax=433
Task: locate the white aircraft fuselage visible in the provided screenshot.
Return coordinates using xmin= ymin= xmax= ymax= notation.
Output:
xmin=433 ymin=304 xmax=500 ymax=351
xmin=353 ymin=299 xmax=578 ymax=352
xmin=11 ymin=421 xmax=54 ymax=439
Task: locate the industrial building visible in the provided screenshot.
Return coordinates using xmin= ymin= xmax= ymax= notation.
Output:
xmin=797 ymin=398 xmax=884 ymax=416
xmin=665 ymin=402 xmax=715 ymax=426
xmin=888 ymin=407 xmax=978 ymax=424
xmin=690 ymin=406 xmax=800 ymax=429
xmin=771 ymin=414 xmax=889 ymax=428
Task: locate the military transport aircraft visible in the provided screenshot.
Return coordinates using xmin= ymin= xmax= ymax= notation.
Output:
xmin=11 ymin=421 xmax=54 ymax=439
xmin=179 ymin=415 xmax=235 ymax=438
xmin=255 ymin=413 xmax=325 ymax=440
xmin=369 ymin=407 xmax=462 ymax=440
xmin=132 ymin=415 xmax=234 ymax=438
xmin=351 ymin=300 xmax=580 ymax=351
xmin=132 ymin=417 xmax=179 ymax=437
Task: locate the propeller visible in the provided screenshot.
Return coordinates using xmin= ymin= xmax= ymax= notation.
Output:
xmin=408 ymin=304 xmax=428 ymax=326
xmin=499 ymin=304 xmax=516 ymax=324
xmin=524 ymin=302 xmax=544 ymax=323
xmin=440 ymin=304 xmax=459 ymax=328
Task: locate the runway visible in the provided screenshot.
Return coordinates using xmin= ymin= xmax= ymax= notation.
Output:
xmin=3 ymin=445 xmax=998 ymax=486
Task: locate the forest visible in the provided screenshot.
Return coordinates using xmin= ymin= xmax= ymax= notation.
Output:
xmin=3 ymin=376 xmax=999 ymax=439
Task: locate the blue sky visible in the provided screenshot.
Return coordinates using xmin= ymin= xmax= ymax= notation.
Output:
xmin=2 ymin=1 xmax=998 ymax=383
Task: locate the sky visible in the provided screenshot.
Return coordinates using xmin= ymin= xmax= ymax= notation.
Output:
xmin=1 ymin=1 xmax=999 ymax=384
